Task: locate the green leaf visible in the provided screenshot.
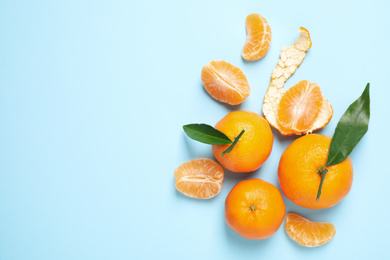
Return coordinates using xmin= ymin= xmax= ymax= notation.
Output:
xmin=183 ymin=124 xmax=233 ymax=145
xmin=316 ymin=83 xmax=370 ymax=200
xmin=325 ymin=83 xmax=370 ymax=167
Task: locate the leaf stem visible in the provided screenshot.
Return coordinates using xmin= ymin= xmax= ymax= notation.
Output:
xmin=222 ymin=128 xmax=246 ymax=156
xmin=316 ymin=165 xmax=329 ymax=201
xmin=316 ymin=165 xmax=326 ymax=174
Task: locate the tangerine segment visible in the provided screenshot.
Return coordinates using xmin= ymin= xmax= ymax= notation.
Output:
xmin=277 ymin=80 xmax=323 ymax=134
xmin=174 ymin=158 xmax=224 ymax=199
xmin=242 ymin=13 xmax=272 ymax=61
xmin=262 ymin=27 xmax=333 ymax=136
xmin=201 ymin=60 xmax=250 ymax=105
xmin=285 ymin=213 xmax=336 ymax=247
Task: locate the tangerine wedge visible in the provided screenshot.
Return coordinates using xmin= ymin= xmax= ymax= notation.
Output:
xmin=174 ymin=158 xmax=224 ymax=199
xmin=201 ymin=60 xmax=250 ymax=105
xmin=262 ymin=27 xmax=333 ymax=135
xmin=242 ymin=13 xmax=272 ymax=61
xmin=285 ymin=213 xmax=336 ymax=247
xmin=277 ymin=80 xmax=323 ymax=134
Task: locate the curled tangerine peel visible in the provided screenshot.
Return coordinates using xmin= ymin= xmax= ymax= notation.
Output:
xmin=242 ymin=13 xmax=272 ymax=61
xmin=263 ymin=27 xmax=313 ymax=126
xmin=262 ymin=28 xmax=333 ymax=135
xmin=174 ymin=158 xmax=224 ymax=199
xmin=201 ymin=60 xmax=250 ymax=105
xmin=285 ymin=213 xmax=336 ymax=247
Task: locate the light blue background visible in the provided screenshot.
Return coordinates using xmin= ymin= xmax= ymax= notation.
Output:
xmin=0 ymin=0 xmax=389 ymax=259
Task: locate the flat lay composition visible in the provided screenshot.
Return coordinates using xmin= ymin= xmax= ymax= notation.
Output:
xmin=0 ymin=1 xmax=389 ymax=259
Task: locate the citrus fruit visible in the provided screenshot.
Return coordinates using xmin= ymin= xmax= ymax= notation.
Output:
xmin=262 ymin=27 xmax=333 ymax=135
xmin=225 ymin=179 xmax=286 ymax=239
xmin=174 ymin=158 xmax=224 ymax=199
xmin=277 ymin=80 xmax=324 ymax=134
xmin=285 ymin=213 xmax=336 ymax=247
xmin=242 ymin=13 xmax=272 ymax=61
xmin=278 ymin=134 xmax=353 ymax=209
xmin=201 ymin=60 xmax=250 ymax=105
xmin=212 ymin=111 xmax=273 ymax=172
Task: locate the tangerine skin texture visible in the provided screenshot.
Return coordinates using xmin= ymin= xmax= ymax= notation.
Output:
xmin=212 ymin=111 xmax=273 ymax=173
xmin=225 ymin=179 xmax=286 ymax=239
xmin=278 ymin=134 xmax=353 ymax=209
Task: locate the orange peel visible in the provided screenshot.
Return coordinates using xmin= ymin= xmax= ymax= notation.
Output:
xmin=262 ymin=27 xmax=332 ymax=135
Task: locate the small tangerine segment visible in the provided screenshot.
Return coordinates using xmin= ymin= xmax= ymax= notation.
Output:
xmin=212 ymin=111 xmax=273 ymax=173
xmin=201 ymin=60 xmax=250 ymax=105
xmin=225 ymin=179 xmax=286 ymax=239
xmin=174 ymin=158 xmax=224 ymax=199
xmin=285 ymin=213 xmax=336 ymax=247
xmin=242 ymin=13 xmax=272 ymax=61
xmin=278 ymin=134 xmax=353 ymax=209
xmin=277 ymin=80 xmax=323 ymax=134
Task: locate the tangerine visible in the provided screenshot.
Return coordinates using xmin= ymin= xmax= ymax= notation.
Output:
xmin=225 ymin=179 xmax=286 ymax=239
xmin=278 ymin=134 xmax=353 ymax=209
xmin=212 ymin=111 xmax=273 ymax=173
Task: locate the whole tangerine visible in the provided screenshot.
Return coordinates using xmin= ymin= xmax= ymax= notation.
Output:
xmin=225 ymin=178 xmax=286 ymax=239
xmin=278 ymin=134 xmax=353 ymax=209
xmin=212 ymin=111 xmax=273 ymax=172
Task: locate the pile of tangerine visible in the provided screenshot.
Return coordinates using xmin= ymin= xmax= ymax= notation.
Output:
xmin=174 ymin=13 xmax=347 ymax=247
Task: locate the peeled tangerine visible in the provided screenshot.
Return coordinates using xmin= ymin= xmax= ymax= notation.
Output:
xmin=285 ymin=213 xmax=336 ymax=247
xmin=201 ymin=60 xmax=250 ymax=105
xmin=174 ymin=158 xmax=224 ymax=199
xmin=262 ymin=28 xmax=333 ymax=135
xmin=242 ymin=13 xmax=272 ymax=61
